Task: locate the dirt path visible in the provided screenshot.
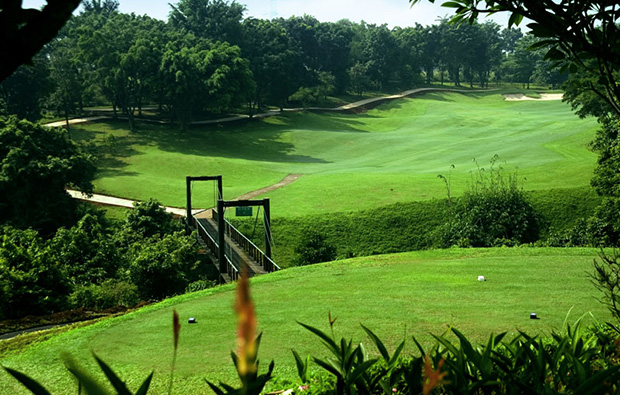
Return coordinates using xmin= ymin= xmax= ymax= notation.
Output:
xmin=233 ymin=174 xmax=302 ymax=201
xmin=66 ymin=190 xmax=197 ymax=217
xmin=43 ymin=116 xmax=109 ymax=127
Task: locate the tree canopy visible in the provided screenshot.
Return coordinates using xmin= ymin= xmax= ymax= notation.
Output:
xmin=0 ymin=0 xmax=82 ymax=82
xmin=411 ymin=0 xmax=620 ymax=116
xmin=0 ymin=117 xmax=96 ymax=235
xmin=1 ymin=0 xmax=573 ymax=126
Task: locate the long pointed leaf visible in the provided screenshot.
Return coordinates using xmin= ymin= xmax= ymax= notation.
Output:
xmin=361 ymin=324 xmax=389 ymax=361
xmin=65 ymin=366 xmax=108 ymax=395
xmin=388 ymin=340 xmax=405 ymax=368
xmin=3 ymin=367 xmax=52 ymax=395
xmin=204 ymin=379 xmax=226 ymax=395
xmin=349 ymin=359 xmax=378 ymax=384
xmin=231 ymin=351 xmax=239 ymax=369
xmin=344 ymin=343 xmax=359 ymax=372
xmin=313 ymin=357 xmax=344 ymax=378
xmin=298 ymin=321 xmax=339 ymax=355
xmin=134 ymin=372 xmax=153 ymax=395
xmin=255 ymin=332 xmax=263 ymax=353
xmin=291 ymin=349 xmax=309 ymax=383
xmin=412 ymin=335 xmax=426 ymax=356
xmin=93 ymin=353 xmax=131 ymax=395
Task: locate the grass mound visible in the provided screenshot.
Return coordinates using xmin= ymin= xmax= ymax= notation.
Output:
xmin=0 ymin=248 xmax=609 ymax=393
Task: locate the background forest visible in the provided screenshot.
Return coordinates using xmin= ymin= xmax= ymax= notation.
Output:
xmin=1 ymin=0 xmax=563 ymax=131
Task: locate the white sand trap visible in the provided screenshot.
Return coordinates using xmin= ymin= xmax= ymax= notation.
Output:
xmin=503 ymin=93 xmax=563 ymax=101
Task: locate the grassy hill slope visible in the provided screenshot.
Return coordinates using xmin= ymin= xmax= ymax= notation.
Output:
xmin=72 ymin=90 xmax=598 ymax=217
xmin=0 ymin=248 xmax=609 ymax=393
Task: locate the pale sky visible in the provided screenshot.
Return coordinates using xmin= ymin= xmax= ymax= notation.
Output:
xmin=23 ymin=0 xmax=509 ymax=28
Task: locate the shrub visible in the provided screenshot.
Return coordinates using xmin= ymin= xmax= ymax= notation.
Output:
xmin=0 ymin=117 xmax=96 ymax=236
xmin=438 ymin=159 xmax=541 ymax=247
xmin=69 ymin=280 xmax=140 ymax=310
xmin=586 ymin=198 xmax=620 ymax=246
xmin=49 ymin=214 xmax=123 ymax=286
xmin=294 ymin=230 xmax=337 ymax=266
xmin=543 ymin=218 xmax=591 ymax=247
xmin=185 ymin=279 xmax=216 ymax=293
xmin=0 ymin=227 xmax=70 ymax=319
xmin=127 ymin=232 xmax=200 ymax=300
xmin=123 ymin=198 xmax=182 ymax=240
xmin=591 ymin=250 xmax=620 ymax=324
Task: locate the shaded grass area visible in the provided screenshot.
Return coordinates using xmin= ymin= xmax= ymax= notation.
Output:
xmin=71 ymin=90 xmax=598 ymax=217
xmin=234 ymin=185 xmax=601 ymax=267
xmin=0 ymin=248 xmax=609 ymax=394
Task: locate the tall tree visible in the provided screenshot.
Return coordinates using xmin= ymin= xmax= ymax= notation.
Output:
xmin=510 ymin=34 xmax=544 ymax=89
xmin=0 ymin=52 xmax=49 ymax=120
xmin=419 ymin=24 xmax=442 ymax=84
xmin=161 ymin=34 xmax=253 ymax=130
xmin=392 ymin=25 xmax=425 ymax=88
xmin=81 ymin=0 xmax=119 ymax=16
xmin=47 ymin=45 xmax=81 ymax=128
xmin=315 ymin=21 xmax=354 ymax=94
xmin=348 ymin=61 xmax=371 ymax=97
xmin=169 ymin=0 xmax=245 ymax=45
xmin=241 ymin=18 xmax=302 ymax=114
xmin=0 ymin=117 xmax=96 ymax=235
xmin=363 ymin=24 xmax=399 ymax=90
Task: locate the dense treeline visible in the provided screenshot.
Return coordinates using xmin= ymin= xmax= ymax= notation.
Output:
xmin=0 ymin=0 xmax=564 ymax=130
xmin=0 ymin=199 xmax=210 ymax=321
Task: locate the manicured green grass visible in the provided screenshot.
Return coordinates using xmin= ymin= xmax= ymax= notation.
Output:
xmin=0 ymin=248 xmax=610 ymax=394
xmin=72 ymin=90 xmax=598 ymax=217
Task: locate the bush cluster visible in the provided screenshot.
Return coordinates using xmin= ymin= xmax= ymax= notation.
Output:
xmin=435 ymin=160 xmax=540 ymax=248
xmin=0 ymin=199 xmax=211 ymax=320
xmin=293 ymin=230 xmax=337 ymax=266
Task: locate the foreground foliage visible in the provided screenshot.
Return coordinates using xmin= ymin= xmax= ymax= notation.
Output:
xmin=4 ymin=272 xmax=620 ymax=394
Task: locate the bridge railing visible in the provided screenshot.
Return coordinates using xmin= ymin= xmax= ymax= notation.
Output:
xmin=192 ymin=215 xmax=239 ymax=281
xmin=192 ymin=216 xmax=218 ymax=255
xmin=225 ymin=220 xmax=280 ymax=272
xmin=212 ymin=209 xmax=279 ymax=273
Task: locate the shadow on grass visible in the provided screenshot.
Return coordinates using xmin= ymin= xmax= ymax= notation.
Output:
xmin=71 ymin=123 xmax=143 ymax=179
xmin=127 ymin=111 xmax=393 ymax=164
xmin=73 ymin=88 xmax=503 ymax=179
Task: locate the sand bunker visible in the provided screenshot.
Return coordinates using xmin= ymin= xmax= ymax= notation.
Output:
xmin=503 ymin=93 xmax=563 ymax=101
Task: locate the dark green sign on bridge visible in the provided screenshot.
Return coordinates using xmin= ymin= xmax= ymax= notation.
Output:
xmin=236 ymin=206 xmax=252 ymax=216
